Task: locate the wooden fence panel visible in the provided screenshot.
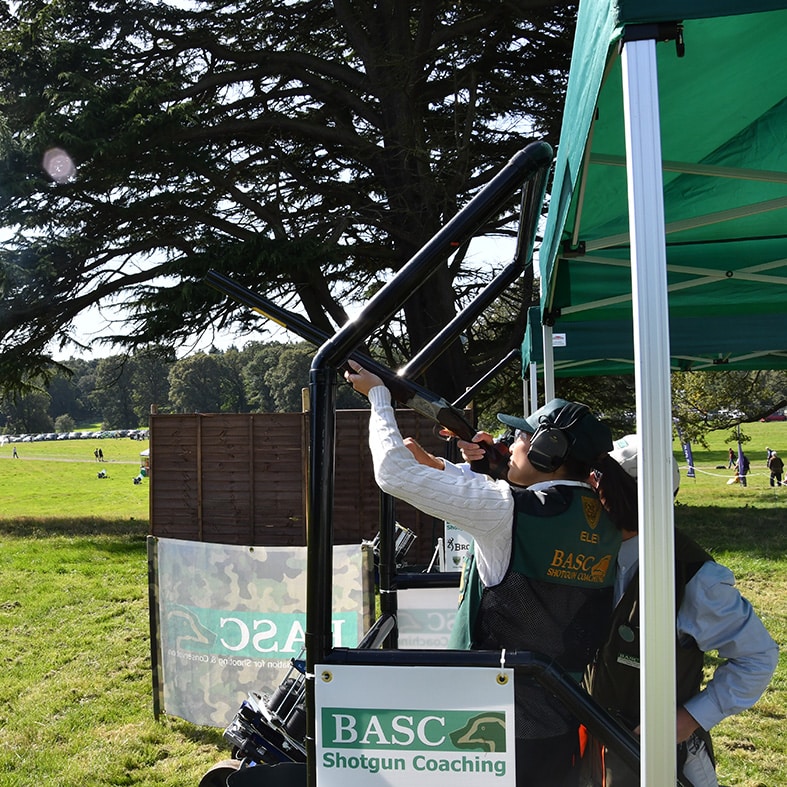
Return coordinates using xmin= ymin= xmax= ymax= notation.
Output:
xmin=149 ymin=408 xmax=462 ymax=565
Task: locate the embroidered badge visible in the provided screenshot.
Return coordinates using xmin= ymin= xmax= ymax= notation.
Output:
xmin=617 ymin=653 xmax=640 ymax=668
xmin=581 ymin=496 xmax=601 ymax=528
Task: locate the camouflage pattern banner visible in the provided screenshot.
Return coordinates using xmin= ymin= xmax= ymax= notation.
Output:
xmin=149 ymin=536 xmax=374 ymax=727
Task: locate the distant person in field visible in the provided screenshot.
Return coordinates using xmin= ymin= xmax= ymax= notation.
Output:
xmin=727 ymin=447 xmax=735 ymax=468
xmin=98 ymin=447 xmax=104 ymax=461
xmin=94 ymin=448 xmax=99 ymax=462
xmin=12 ymin=445 xmax=18 ymax=458
xmin=768 ymin=451 xmax=784 ymax=487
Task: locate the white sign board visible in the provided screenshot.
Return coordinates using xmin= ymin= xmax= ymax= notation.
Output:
xmin=443 ymin=522 xmax=473 ymax=572
xmin=315 ymin=664 xmax=516 ymax=786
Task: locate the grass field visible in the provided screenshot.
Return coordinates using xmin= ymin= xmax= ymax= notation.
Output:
xmin=668 ymin=423 xmax=787 ymax=784
xmin=0 ymin=425 xmax=785 ymax=785
xmin=0 ymin=436 xmax=150 ymax=521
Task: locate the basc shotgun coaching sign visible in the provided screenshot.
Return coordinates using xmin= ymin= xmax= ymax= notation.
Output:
xmin=315 ymin=664 xmax=516 ymax=786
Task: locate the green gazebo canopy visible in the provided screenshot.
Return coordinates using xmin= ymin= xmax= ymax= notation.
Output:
xmin=522 ymin=308 xmax=787 ymax=376
xmin=539 ymin=2 xmax=787 ymax=328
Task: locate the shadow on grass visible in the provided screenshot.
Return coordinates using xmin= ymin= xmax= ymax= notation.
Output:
xmin=675 ymin=505 xmax=787 ymax=559
xmin=167 ymin=715 xmax=228 ymax=747
xmin=0 ymin=516 xmax=149 ymax=539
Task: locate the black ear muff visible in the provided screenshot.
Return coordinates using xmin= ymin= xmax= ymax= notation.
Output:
xmin=527 ymin=422 xmax=574 ymax=472
xmin=527 ymin=403 xmax=590 ymax=473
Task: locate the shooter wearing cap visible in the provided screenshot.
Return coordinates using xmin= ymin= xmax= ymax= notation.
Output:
xmin=346 ymin=361 xmax=632 ymax=787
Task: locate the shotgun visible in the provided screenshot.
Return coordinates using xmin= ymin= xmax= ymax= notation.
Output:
xmin=204 ymin=269 xmax=510 ymax=479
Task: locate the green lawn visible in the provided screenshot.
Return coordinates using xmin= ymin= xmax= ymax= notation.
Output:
xmin=668 ymin=423 xmax=787 ymax=785
xmin=0 ymin=426 xmax=784 ymax=785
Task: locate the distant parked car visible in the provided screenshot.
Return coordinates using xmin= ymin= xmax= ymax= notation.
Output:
xmin=761 ymin=411 xmax=787 ymax=422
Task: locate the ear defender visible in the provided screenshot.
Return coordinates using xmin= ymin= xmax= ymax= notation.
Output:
xmin=527 ymin=403 xmax=590 ymax=473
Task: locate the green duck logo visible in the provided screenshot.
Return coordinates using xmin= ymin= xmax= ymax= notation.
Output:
xmin=449 ymin=712 xmax=507 ymax=752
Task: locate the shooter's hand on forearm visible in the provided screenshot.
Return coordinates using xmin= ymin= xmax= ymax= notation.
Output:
xmin=344 ymin=360 xmax=384 ymax=396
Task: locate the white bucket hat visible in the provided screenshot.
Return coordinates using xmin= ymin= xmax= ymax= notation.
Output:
xmin=610 ymin=434 xmax=681 ymax=495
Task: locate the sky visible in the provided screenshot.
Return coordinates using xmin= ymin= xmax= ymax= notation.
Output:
xmin=52 ymin=234 xmax=522 ymax=362
xmin=51 ymin=301 xmax=264 ymax=362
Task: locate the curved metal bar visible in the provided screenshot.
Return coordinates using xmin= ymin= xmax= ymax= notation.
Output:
xmin=398 ymin=156 xmax=551 ymax=381
xmin=311 ymin=143 xmax=553 ymax=375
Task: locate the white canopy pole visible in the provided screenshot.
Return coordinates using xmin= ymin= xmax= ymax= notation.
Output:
xmin=621 ymin=36 xmax=677 ymax=787
xmin=528 ymin=362 xmax=538 ymax=414
xmin=542 ymin=324 xmax=556 ymax=402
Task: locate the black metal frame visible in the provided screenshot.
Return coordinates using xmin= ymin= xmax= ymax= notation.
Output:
xmin=302 ymin=142 xmax=644 ymax=787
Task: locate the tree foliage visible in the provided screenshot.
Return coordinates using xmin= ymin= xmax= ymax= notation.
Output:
xmin=2 ymin=337 xmax=786 ymax=443
xmin=672 ymin=370 xmax=787 ymax=448
xmin=92 ymin=356 xmax=138 ymax=429
xmin=167 ymin=353 xmax=238 ymax=414
xmin=1 ymin=389 xmax=54 ymax=434
xmin=0 ymin=0 xmax=576 ymax=405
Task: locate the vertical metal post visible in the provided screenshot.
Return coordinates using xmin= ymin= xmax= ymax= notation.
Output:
xmin=621 ymin=35 xmax=677 ymax=787
xmin=378 ymin=490 xmax=399 ymax=648
xmin=528 ymin=362 xmax=539 ymax=414
xmin=304 ymin=366 xmax=338 ymax=787
xmin=542 ymin=324 xmax=556 ymax=402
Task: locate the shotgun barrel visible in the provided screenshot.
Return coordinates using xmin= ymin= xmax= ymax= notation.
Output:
xmin=204 ymin=269 xmax=510 ymax=478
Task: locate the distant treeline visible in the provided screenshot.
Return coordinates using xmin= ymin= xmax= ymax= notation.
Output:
xmin=0 ymin=342 xmax=366 ymax=434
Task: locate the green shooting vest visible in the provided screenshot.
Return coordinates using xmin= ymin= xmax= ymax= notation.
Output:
xmin=449 ymin=484 xmax=621 ymax=739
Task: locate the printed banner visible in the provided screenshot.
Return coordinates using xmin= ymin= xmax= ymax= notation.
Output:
xmin=674 ymin=423 xmax=695 ymax=479
xmin=315 ymin=664 xmax=516 ymax=786
xmin=149 ymin=537 xmax=373 ymax=727
xmin=682 ymin=440 xmax=696 ymax=478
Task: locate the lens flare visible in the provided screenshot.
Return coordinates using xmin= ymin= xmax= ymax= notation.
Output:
xmin=43 ymin=147 xmax=76 ymax=183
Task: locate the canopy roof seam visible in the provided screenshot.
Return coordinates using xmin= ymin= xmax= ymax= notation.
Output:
xmin=590 ymin=153 xmax=787 ymax=183
xmin=556 ymin=252 xmax=787 ymax=277
xmin=585 ymin=195 xmax=787 ymax=251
